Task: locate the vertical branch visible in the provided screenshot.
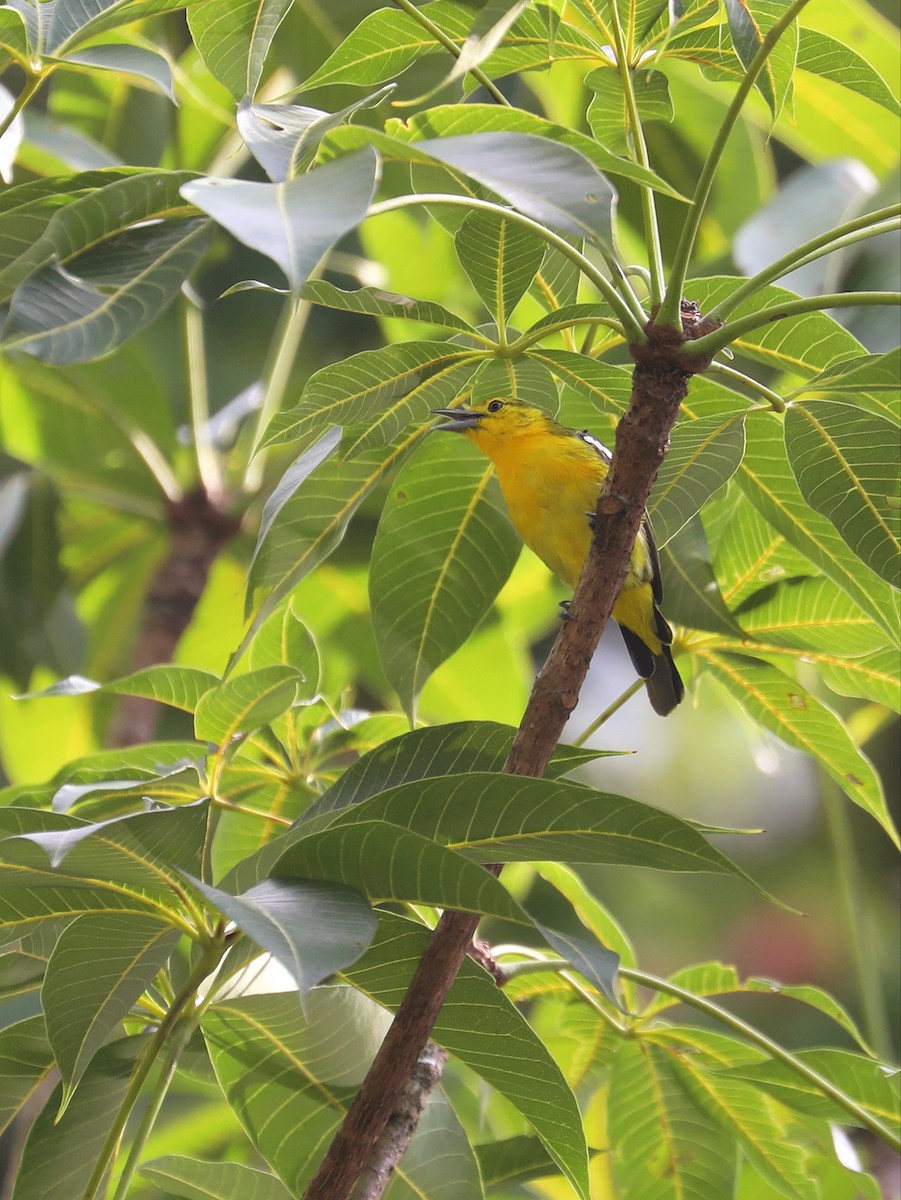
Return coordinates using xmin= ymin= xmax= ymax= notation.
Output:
xmin=302 ymin=306 xmax=712 ymax=1200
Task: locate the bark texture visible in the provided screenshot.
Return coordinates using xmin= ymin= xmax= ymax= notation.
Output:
xmin=107 ymin=488 xmax=240 ymax=748
xmin=302 ymin=306 xmax=716 ymax=1200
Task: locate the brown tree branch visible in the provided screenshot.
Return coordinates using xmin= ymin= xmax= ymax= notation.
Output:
xmin=302 ymin=306 xmax=716 ymax=1200
xmin=107 ymin=488 xmax=240 ymax=748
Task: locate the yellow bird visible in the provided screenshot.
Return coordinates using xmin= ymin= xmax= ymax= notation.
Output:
xmin=432 ymin=397 xmax=684 ymax=715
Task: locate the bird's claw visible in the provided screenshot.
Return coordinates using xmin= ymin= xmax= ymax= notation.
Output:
xmin=585 ymin=510 xmax=597 ymax=531
xmin=558 ymin=599 xmax=577 ymax=622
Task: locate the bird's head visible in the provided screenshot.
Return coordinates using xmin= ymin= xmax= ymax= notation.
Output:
xmin=431 ymin=398 xmax=552 ymax=447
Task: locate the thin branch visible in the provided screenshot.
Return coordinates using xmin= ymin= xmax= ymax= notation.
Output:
xmin=0 ymin=75 xmax=43 ymax=144
xmin=302 ymin=315 xmax=698 ymax=1200
xmin=685 ymin=292 xmax=901 ymax=359
xmin=573 ymin=677 xmax=644 ymax=745
xmin=657 ymin=0 xmax=815 ymax=329
xmin=184 ymin=297 xmax=224 ymax=502
xmin=705 ymin=205 xmax=901 ymax=323
xmin=607 ymin=10 xmax=664 ymax=304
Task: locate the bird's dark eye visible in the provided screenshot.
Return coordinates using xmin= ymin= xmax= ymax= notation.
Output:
xmin=487 ymin=399 xmax=505 ymax=413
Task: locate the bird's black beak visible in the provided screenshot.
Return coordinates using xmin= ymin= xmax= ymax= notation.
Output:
xmin=431 ymin=407 xmax=483 ymax=432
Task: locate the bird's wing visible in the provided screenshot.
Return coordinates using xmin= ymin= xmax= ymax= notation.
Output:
xmin=575 ymin=429 xmax=612 ymax=464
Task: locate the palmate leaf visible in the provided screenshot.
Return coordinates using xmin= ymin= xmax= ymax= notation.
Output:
xmin=784 ymin=402 xmax=900 ymax=589
xmin=702 ymin=651 xmax=897 ymax=845
xmin=36 ymin=0 xmax=187 ymax=56
xmin=586 ymin=65 xmax=673 ymax=155
xmin=189 ymin=877 xmax=376 ymax=999
xmin=455 ymin=210 xmax=545 ymax=326
xmin=369 ymin=433 xmax=521 ymax=717
xmin=345 ymin=911 xmax=590 ymax=1199
xmin=187 ymin=0 xmax=293 ymax=100
xmin=55 ymin=42 xmax=176 ymax=102
xmin=738 ymin=411 xmax=899 ymax=645
xmin=607 ymin=1038 xmax=738 ymax=1200
xmin=471 ymin=355 xmax=559 ymax=411
xmin=533 ymin=349 xmax=631 ymax=421
xmin=474 ymin=1136 xmax=556 ymax=1191
xmin=657 ymin=1028 xmax=818 ymax=1200
xmin=181 ymin=148 xmax=380 ymax=291
xmin=246 ymin=602 xmax=321 ymax=699
xmin=818 ymin=646 xmax=901 ymax=712
xmin=659 ymin=516 xmax=745 ymax=638
xmin=42 ymin=911 xmax=179 ymax=1111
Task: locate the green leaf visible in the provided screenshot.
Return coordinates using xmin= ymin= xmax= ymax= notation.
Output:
xmin=302 ymin=773 xmax=774 ymax=901
xmin=142 ymin=1158 xmax=294 ymax=1200
xmin=703 ymin=651 xmax=897 ymax=845
xmin=784 ymin=401 xmax=901 ymax=589
xmin=722 ymin=1048 xmax=900 ymax=1127
xmin=237 ymin=88 xmax=395 ymax=182
xmin=532 ymin=348 xmax=631 ymax=419
xmin=2 ymin=801 xmax=211 ymax=892
xmin=793 ymin=348 xmax=900 ymax=424
xmin=56 ymin=42 xmax=176 ymax=102
xmin=379 ymin=102 xmax=686 ymax=199
xmin=416 ymin=132 xmax=617 ymax=250
xmin=370 ymin=434 xmax=521 ymax=717
xmin=0 ymin=169 xmax=200 ymax=304
xmin=665 ymin=1033 xmax=818 ymax=1200
xmin=1 ymin=217 xmax=211 ymax=364
xmin=247 ymin=602 xmax=321 ymax=699
xmin=41 ymin=0 xmax=187 ymax=55
xmin=302 ymin=720 xmax=606 ymax=824
xmin=0 ymin=1017 xmax=54 ymax=1137
xmin=471 ymin=354 xmax=559 ymax=411
xmin=0 ymin=8 xmax=29 ymax=64
xmin=797 ymin=28 xmax=901 ymax=118
xmin=0 ymin=882 xmax=166 ymax=945
xmin=189 ymin=877 xmax=376 ymax=999
xmin=344 ymin=911 xmax=590 ymax=1199
xmin=660 ymin=516 xmax=745 ymax=637
xmin=475 ymin=1135 xmax=556 ymax=1190
xmin=586 ymin=66 xmax=673 ymax=155
xmin=42 ymin=911 xmax=179 ymax=1111
xmin=724 ymin=0 xmax=797 ymax=120
xmin=187 ymin=0 xmax=293 ymax=99
xmin=608 ymin=1039 xmax=738 ymax=1200
xmin=194 ymin=667 xmax=301 ymax=744
xmin=649 ymin=413 xmax=746 ymax=547
xmin=640 ymin=962 xmax=876 ymax=1055
xmin=818 ymin=646 xmax=901 ymax=711
xmin=10 ymin=1035 xmax=145 ymax=1200
xmin=18 ymin=665 xmax=218 ymax=712
xmin=734 ymin=575 xmax=886 ymax=658
xmin=688 ymin=278 xmax=865 ymax=375
xmin=260 ymin=342 xmax=481 ymax=457
xmin=180 ymin=148 xmax=380 ymax=291
xmin=302 ymin=1 xmax=598 ymax=90
xmin=455 ymin=210 xmax=545 ymax=326
xmin=300 ymin=279 xmax=476 ymax=334
xmin=738 ymin=411 xmax=899 ymax=645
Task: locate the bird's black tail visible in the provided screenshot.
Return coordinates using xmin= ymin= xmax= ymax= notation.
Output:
xmin=618 ymin=606 xmax=685 ymax=717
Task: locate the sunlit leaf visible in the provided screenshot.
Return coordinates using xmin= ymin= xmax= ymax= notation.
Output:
xmin=187 ymin=0 xmax=293 ymax=99
xmin=194 ymin=667 xmax=301 ymax=745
